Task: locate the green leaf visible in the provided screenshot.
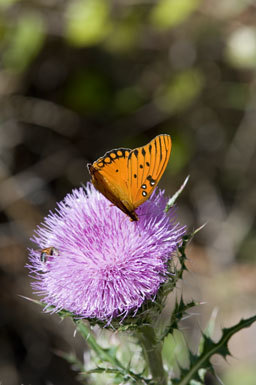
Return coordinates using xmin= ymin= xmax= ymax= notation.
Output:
xmin=74 ymin=321 xmax=153 ymax=384
xmin=161 ymin=298 xmax=197 ymax=340
xmin=172 ymin=315 xmax=256 ymax=384
xmin=162 ymin=330 xmax=190 ymax=375
xmin=84 ymin=366 xmax=152 ymax=384
xmin=198 ymin=308 xmax=218 ymax=355
xmin=151 ymin=0 xmax=201 ymax=30
xmin=75 ymin=320 xmax=125 ymax=370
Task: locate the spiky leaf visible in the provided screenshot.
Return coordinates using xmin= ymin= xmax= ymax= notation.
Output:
xmin=171 ymin=314 xmax=256 ymax=384
xmin=161 ymin=298 xmax=197 ymax=340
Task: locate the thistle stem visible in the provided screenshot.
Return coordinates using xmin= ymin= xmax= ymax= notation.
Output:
xmin=75 ymin=320 xmax=125 ymax=370
xmin=138 ymin=325 xmax=167 ymax=385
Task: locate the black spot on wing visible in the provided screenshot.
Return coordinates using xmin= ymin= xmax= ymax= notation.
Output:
xmin=146 ymin=175 xmax=156 ymax=186
xmin=128 ymin=148 xmax=139 ymax=160
xmin=96 ymin=147 xmax=131 ymax=167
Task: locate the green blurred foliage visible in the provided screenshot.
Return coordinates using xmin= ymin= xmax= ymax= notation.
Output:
xmin=151 ymin=0 xmax=201 ymax=29
xmin=114 ymin=86 xmax=145 ymax=115
xmin=166 ymin=133 xmax=192 ymax=174
xmin=3 ymin=13 xmax=45 ymax=72
xmin=104 ymin=16 xmax=141 ymax=53
xmin=64 ymin=70 xmax=113 ymax=115
xmin=162 ymin=329 xmax=189 ymax=373
xmin=0 ymin=0 xmax=19 ymax=8
xmin=219 ymin=82 xmax=249 ymax=110
xmin=66 ymin=0 xmax=111 ymax=46
xmin=238 ymin=233 xmax=256 ymax=263
xmin=155 ymin=69 xmax=204 ymax=114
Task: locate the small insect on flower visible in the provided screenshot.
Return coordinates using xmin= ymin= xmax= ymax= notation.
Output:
xmin=40 ymin=247 xmax=59 ymax=263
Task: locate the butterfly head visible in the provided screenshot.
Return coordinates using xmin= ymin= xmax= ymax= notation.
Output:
xmin=87 ymin=163 xmax=93 ymax=173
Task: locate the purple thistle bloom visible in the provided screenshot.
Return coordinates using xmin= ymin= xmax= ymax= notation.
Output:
xmin=27 ymin=183 xmax=185 ymax=322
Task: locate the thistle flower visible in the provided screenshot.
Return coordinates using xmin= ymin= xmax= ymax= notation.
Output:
xmin=27 ymin=183 xmax=185 ymax=322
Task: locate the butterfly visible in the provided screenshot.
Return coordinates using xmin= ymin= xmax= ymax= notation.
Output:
xmin=87 ymin=134 xmax=172 ymax=221
xmin=40 ymin=247 xmax=59 ymax=263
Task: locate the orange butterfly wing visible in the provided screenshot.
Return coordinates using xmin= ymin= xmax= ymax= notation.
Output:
xmin=88 ymin=134 xmax=172 ymax=221
xmin=88 ymin=148 xmax=138 ymax=220
xmin=128 ymin=134 xmax=172 ymax=208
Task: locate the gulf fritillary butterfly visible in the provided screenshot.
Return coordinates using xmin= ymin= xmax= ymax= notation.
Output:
xmin=87 ymin=134 xmax=172 ymax=221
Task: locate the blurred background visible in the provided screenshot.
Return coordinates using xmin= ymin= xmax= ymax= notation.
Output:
xmin=0 ymin=0 xmax=256 ymax=384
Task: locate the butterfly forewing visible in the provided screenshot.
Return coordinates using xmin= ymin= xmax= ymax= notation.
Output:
xmin=128 ymin=134 xmax=171 ymax=208
xmin=88 ymin=148 xmax=136 ymax=217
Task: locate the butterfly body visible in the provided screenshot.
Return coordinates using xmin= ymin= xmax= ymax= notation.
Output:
xmin=88 ymin=134 xmax=171 ymax=221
